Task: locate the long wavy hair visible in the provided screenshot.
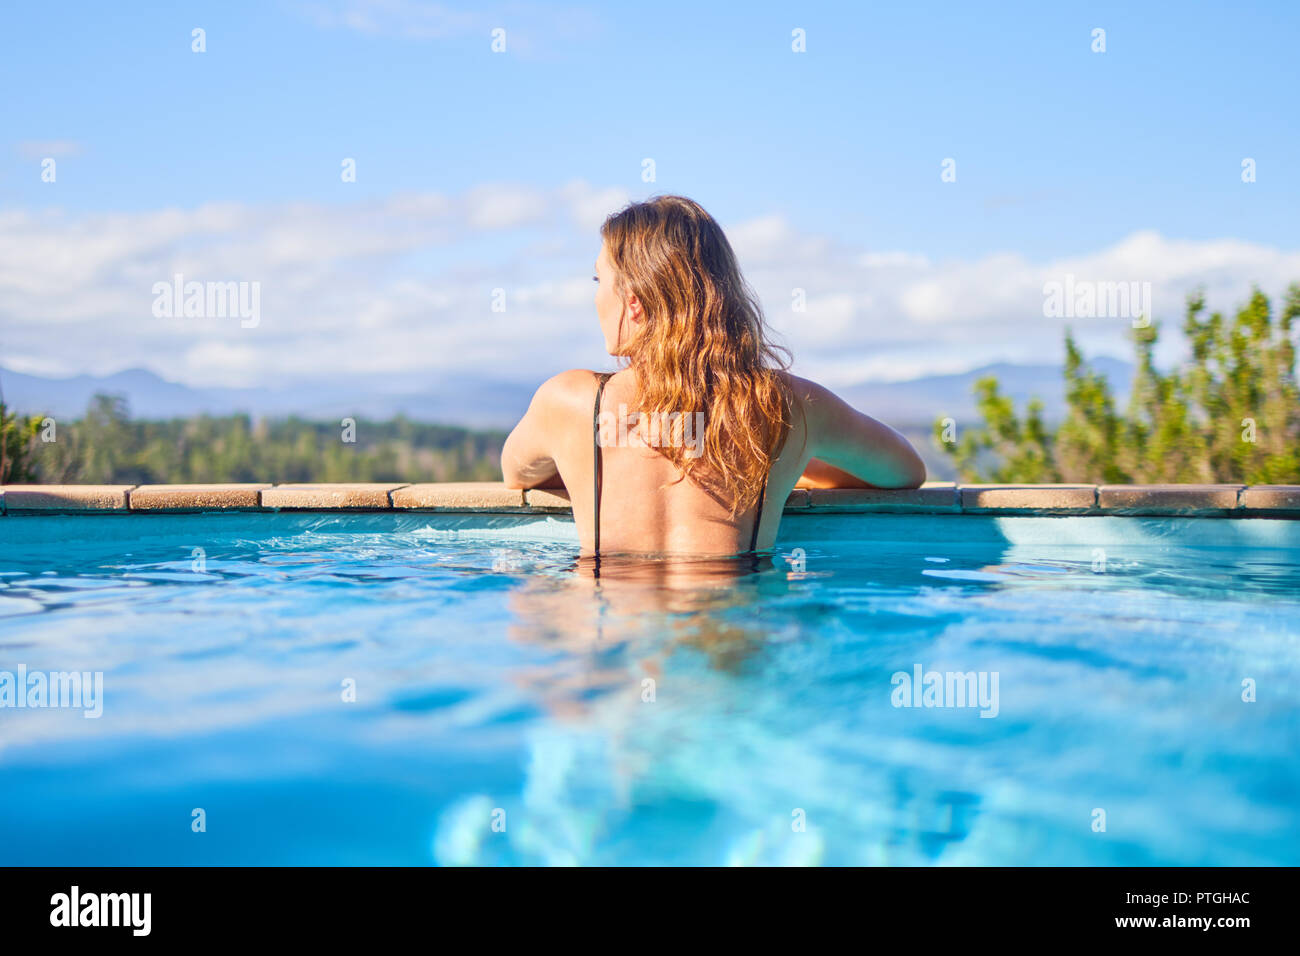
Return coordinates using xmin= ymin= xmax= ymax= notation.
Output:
xmin=600 ymin=195 xmax=793 ymax=515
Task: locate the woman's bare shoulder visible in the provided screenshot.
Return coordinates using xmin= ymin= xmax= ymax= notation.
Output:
xmin=774 ymin=370 xmax=836 ymax=408
xmin=774 ymin=371 xmax=885 ymax=439
xmin=529 ymin=369 xmax=606 ymax=413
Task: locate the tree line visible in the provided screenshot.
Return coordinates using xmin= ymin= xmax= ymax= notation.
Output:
xmin=0 ymin=393 xmax=507 ymax=485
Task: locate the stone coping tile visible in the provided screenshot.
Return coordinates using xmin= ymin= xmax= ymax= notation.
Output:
xmin=960 ymin=484 xmax=1098 ymax=513
xmin=1098 ymin=484 xmax=1242 ymax=514
xmin=261 ymin=483 xmax=407 ymax=510
xmin=1240 ymin=485 xmax=1300 ymax=513
xmin=524 ymin=487 xmax=811 ymax=513
xmin=2 ymin=482 xmax=1297 ymax=518
xmin=0 ymin=484 xmax=134 ymax=512
xmin=808 ymin=482 xmax=958 ymax=512
xmin=523 ymin=488 xmax=572 ymax=511
xmin=129 ymin=483 xmax=271 ymax=511
xmin=393 ymin=482 xmax=527 ymax=510
xmin=783 ymin=489 xmax=811 ymax=510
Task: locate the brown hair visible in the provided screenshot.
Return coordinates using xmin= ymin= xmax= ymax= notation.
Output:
xmin=600 ymin=195 xmax=793 ymax=515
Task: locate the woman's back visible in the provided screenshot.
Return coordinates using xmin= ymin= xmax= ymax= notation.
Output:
xmin=504 ymin=366 xmax=926 ymax=557
xmin=581 ymin=369 xmax=804 ymax=555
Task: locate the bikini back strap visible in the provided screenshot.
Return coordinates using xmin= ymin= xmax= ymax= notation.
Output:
xmin=592 ymin=372 xmax=613 ymax=560
xmin=749 ymin=476 xmax=767 ymax=553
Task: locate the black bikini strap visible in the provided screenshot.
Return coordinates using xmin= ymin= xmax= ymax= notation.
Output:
xmin=592 ymin=372 xmax=612 ymax=562
xmin=749 ymin=476 xmax=767 ymax=554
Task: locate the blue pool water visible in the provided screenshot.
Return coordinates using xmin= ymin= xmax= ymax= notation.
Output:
xmin=1 ymin=512 xmax=1298 ymax=866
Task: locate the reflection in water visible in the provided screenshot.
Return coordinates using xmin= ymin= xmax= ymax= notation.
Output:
xmin=511 ymin=553 xmax=788 ymax=646
xmin=436 ymin=551 xmax=988 ymax=865
xmin=501 ymin=554 xmax=790 ymax=720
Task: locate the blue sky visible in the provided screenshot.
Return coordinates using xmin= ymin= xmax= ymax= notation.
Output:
xmin=2 ymin=0 xmax=1298 ymax=402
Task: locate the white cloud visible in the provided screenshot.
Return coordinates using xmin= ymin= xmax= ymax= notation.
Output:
xmin=560 ymin=181 xmax=630 ymax=232
xmin=464 ymin=184 xmax=549 ymax=230
xmin=860 ymin=251 xmax=930 ymax=270
xmin=731 ymin=215 xmax=1300 ymax=387
xmin=295 ymin=0 xmax=487 ymax=38
xmin=15 ymin=141 xmax=83 ymax=160
xmin=294 ymin=0 xmax=604 ymax=57
xmin=2 ymin=185 xmax=1298 ymax=403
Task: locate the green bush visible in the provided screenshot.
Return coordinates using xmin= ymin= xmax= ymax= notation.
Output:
xmin=937 ymin=284 xmax=1300 ymax=483
xmin=0 ymin=403 xmax=43 ymax=483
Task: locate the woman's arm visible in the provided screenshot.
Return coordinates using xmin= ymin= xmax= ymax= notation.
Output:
xmin=794 ymin=458 xmax=876 ymax=489
xmin=793 ymin=376 xmax=926 ymax=489
xmin=500 ymin=370 xmax=589 ymax=490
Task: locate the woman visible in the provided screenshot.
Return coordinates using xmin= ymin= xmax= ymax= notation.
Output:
xmin=502 ymin=195 xmax=925 ymax=558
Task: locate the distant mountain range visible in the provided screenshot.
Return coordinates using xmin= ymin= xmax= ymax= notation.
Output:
xmin=836 ymin=357 xmax=1133 ymax=425
xmin=0 ymin=367 xmax=534 ymax=429
xmin=0 ymin=358 xmax=1134 ymax=429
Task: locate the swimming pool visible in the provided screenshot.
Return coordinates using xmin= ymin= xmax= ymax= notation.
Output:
xmin=1 ymin=511 xmax=1297 ymax=865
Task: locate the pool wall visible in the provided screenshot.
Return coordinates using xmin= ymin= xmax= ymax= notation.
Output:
xmin=1 ymin=481 xmax=1298 ymax=518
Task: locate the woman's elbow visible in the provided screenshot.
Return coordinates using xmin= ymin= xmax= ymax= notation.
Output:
xmin=500 ymin=452 xmax=558 ymax=490
xmin=886 ymin=446 xmax=926 ymax=489
xmin=499 ymin=453 xmax=522 ymax=489
xmin=499 ymin=434 xmax=529 ymax=488
xmin=903 ymin=457 xmax=927 ymax=489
